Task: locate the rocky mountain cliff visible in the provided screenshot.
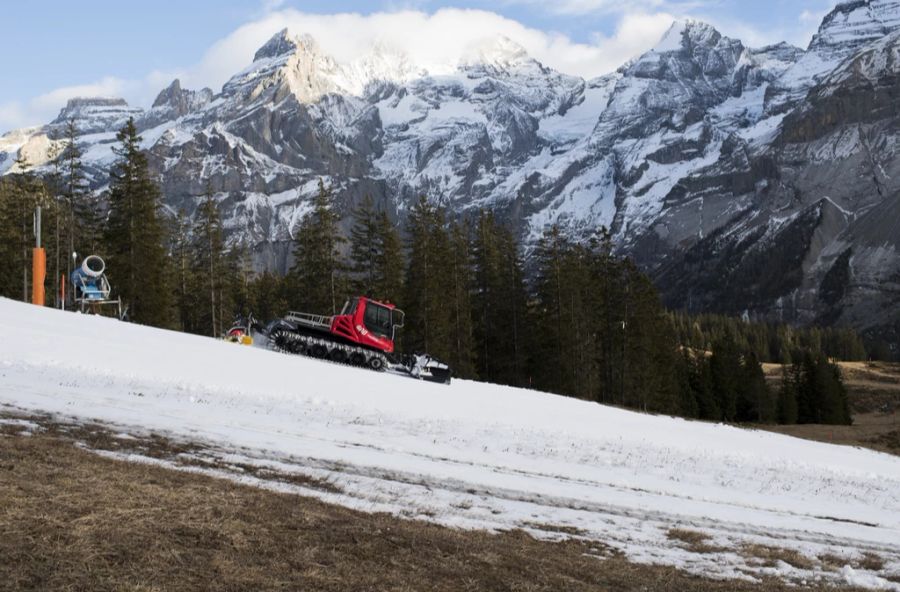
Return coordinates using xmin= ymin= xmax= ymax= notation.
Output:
xmin=2 ymin=0 xmax=900 ymax=350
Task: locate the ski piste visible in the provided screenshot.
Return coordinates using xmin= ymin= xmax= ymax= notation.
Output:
xmin=264 ymin=296 xmax=452 ymax=384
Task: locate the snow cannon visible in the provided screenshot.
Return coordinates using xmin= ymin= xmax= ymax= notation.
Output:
xmin=69 ymin=254 xmax=123 ymax=318
xmin=70 ymin=256 xmax=111 ymax=301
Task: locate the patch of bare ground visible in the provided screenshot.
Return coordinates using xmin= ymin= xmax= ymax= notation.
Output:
xmin=0 ymin=416 xmax=863 ymax=592
xmin=818 ymin=551 xmax=886 ymax=573
xmin=666 ymin=528 xmax=727 ymax=554
xmin=740 ymin=544 xmax=817 ymax=570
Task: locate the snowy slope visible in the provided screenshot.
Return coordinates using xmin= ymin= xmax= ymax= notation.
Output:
xmin=1 ymin=298 xmax=898 ymax=588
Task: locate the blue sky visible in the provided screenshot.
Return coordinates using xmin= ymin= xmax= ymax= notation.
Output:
xmin=1 ymin=0 xmax=838 ymax=133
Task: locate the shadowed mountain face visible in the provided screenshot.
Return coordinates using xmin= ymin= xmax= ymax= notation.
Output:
xmin=2 ymin=2 xmax=900 ymax=349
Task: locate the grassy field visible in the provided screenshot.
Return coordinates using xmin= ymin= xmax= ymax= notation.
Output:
xmin=0 ymin=416 xmax=876 ymax=592
xmin=761 ymin=361 xmax=900 ymax=455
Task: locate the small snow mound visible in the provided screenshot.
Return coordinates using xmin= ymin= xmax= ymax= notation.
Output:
xmin=840 ymin=566 xmax=898 ymax=590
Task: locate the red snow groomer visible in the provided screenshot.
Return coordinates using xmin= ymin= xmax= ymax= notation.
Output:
xmin=266 ymin=296 xmax=452 ymax=384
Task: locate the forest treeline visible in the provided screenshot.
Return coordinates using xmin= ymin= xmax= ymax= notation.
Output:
xmin=0 ymin=119 xmax=862 ymax=425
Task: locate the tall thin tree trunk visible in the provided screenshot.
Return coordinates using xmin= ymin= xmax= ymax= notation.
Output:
xmin=23 ymin=217 xmax=28 ymax=302
xmin=209 ymin=227 xmax=215 ymax=337
xmin=54 ymin=200 xmax=60 ymax=307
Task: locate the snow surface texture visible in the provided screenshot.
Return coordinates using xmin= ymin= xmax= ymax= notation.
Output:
xmin=1 ymin=298 xmax=899 ymax=588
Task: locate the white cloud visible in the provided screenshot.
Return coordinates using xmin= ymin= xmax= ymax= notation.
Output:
xmin=1 ymin=8 xmax=677 ymax=133
xmin=262 ymin=0 xmax=285 ymax=11
xmin=0 ymin=70 xmax=183 ymax=134
xmin=5 ymin=4 xmax=828 ymax=134
xmin=0 ymin=102 xmax=27 ymax=132
xmin=505 ymin=0 xmax=707 ymax=16
xmin=179 ymin=7 xmax=677 ymax=93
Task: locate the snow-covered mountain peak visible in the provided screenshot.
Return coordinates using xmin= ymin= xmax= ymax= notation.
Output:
xmin=252 ymin=28 xmax=312 ymax=62
xmin=811 ymin=0 xmax=900 ymax=51
xmin=462 ymin=36 xmax=532 ymax=70
xmin=765 ymin=0 xmax=900 ymax=115
xmin=54 ymin=97 xmax=130 ymax=120
xmin=652 ymin=19 xmax=723 ymax=54
xmin=49 ymin=97 xmax=143 ymax=135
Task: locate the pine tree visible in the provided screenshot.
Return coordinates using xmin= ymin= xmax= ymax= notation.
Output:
xmin=471 ymin=211 xmax=501 ymax=382
xmin=171 ymin=209 xmax=195 ymax=331
xmin=61 ymin=120 xmax=101 ymax=261
xmin=0 ymin=157 xmax=49 ymax=303
xmin=44 ymin=141 xmax=68 ymax=307
xmin=103 ymin=118 xmax=174 ymax=327
xmin=348 ymin=195 xmax=380 ymax=298
xmin=447 ymin=219 xmax=476 ymax=379
xmin=375 ymin=209 xmax=404 ymax=304
xmin=402 ymin=196 xmax=454 ymax=361
xmin=248 ymin=271 xmax=289 ymax=322
xmin=675 ymin=350 xmax=701 ymax=418
xmin=736 ymin=352 xmax=773 ymax=422
xmin=531 ymin=225 xmax=572 ymax=395
xmin=709 ymin=337 xmax=741 ymax=421
xmin=347 ymin=196 xmax=404 ymax=304
xmin=191 ymin=184 xmax=231 ymax=336
xmin=777 ymin=364 xmax=800 ymax=424
xmin=288 ymin=179 xmax=346 ymax=314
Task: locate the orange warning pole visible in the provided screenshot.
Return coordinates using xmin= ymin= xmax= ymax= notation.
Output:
xmin=32 ymin=248 xmax=46 ymax=305
xmin=31 ymin=206 xmax=46 ymax=306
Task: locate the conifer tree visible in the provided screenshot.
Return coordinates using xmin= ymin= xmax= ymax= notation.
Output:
xmin=736 ymin=352 xmax=773 ymax=422
xmin=288 ymin=179 xmax=346 ymax=314
xmin=191 ymin=184 xmax=231 ymax=336
xmin=103 ymin=118 xmax=174 ymax=327
xmin=171 ymin=209 xmax=195 ymax=331
xmin=248 ymin=271 xmax=289 ymax=322
xmin=531 ymin=225 xmax=572 ymax=395
xmin=402 ymin=196 xmax=454 ymax=361
xmin=709 ymin=337 xmax=742 ymax=421
xmin=348 ymin=195 xmax=380 ymax=298
xmin=375 ymin=209 xmax=404 ymax=304
xmin=0 ymin=157 xmax=50 ymax=302
xmin=61 ymin=120 xmax=101 ymax=261
xmin=447 ymin=219 xmax=476 ymax=379
xmin=777 ymin=364 xmax=800 ymax=424
xmin=347 ymin=196 xmax=404 ymax=304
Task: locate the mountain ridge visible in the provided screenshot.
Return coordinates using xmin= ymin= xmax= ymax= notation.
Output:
xmin=2 ymin=3 xmax=900 ymax=351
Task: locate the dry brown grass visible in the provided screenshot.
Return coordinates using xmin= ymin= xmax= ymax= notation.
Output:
xmin=857 ymin=552 xmax=886 ymax=571
xmin=740 ymin=544 xmax=816 ymax=570
xmin=666 ymin=528 xmax=727 ymax=554
xmin=0 ymin=421 xmax=858 ymax=592
xmin=819 ymin=551 xmax=886 ymax=572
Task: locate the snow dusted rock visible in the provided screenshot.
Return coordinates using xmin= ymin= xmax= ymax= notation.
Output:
xmin=656 ymin=28 xmax=900 ymax=345
xmin=49 ymin=97 xmax=144 ymax=136
xmin=766 ymin=0 xmax=900 ymax=114
xmin=142 ymin=79 xmax=213 ymax=128
xmin=3 ymin=7 xmax=900 ymax=343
